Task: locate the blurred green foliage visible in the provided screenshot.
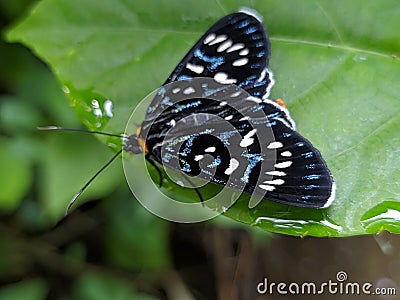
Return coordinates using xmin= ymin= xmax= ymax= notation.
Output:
xmin=0 ymin=1 xmax=171 ymax=298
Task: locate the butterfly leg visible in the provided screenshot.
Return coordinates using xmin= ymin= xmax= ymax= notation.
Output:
xmin=180 ymin=172 xmax=205 ymax=206
xmin=145 ymin=153 xmax=163 ymax=187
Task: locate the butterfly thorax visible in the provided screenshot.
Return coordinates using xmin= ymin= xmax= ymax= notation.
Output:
xmin=123 ymin=127 xmax=148 ymax=154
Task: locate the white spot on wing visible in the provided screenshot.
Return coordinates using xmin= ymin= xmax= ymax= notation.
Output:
xmin=203 ymin=33 xmax=216 ymax=45
xmin=208 ymin=34 xmax=228 ymax=45
xmin=224 ymin=115 xmax=233 ymax=120
xmin=267 ymin=141 xmax=283 ymax=149
xmin=226 ymin=43 xmax=245 ymax=53
xmin=265 ymin=170 xmax=286 ymax=176
xmin=263 ymin=179 xmax=285 ymax=185
xmin=194 ymin=155 xmax=204 ymax=161
xmin=214 ymin=72 xmax=237 ymax=84
xmin=172 ymin=87 xmax=181 ymax=94
xmin=245 ymin=96 xmax=262 ymax=103
xmin=167 ymin=119 xmax=176 ymax=127
xmin=205 ymin=147 xmax=216 ymax=153
xmin=259 ymin=184 xmax=275 ymax=191
xmin=274 ymin=161 xmax=293 ymax=169
xmin=257 ymin=68 xmax=267 ymax=82
xmin=219 ymin=101 xmax=227 ymax=106
xmin=240 ymin=129 xmax=257 ymax=147
xmin=224 ymin=158 xmax=239 ymax=175
xmin=281 ymin=151 xmax=292 ymax=157
xmin=232 ymin=58 xmax=249 ymax=66
xmin=230 ymin=91 xmax=242 ymax=98
xmin=239 ymin=48 xmax=249 ymax=56
xmin=186 ymin=63 xmax=204 ymax=74
xmin=183 ymin=87 xmax=195 ymax=95
xmin=217 ymin=39 xmax=233 ymax=52
xmin=261 ymin=69 xmax=276 ymax=100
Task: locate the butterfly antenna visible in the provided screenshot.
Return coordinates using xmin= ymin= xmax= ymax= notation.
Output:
xmin=65 ymin=149 xmax=123 ymax=215
xmin=38 ymin=126 xmax=127 ymax=139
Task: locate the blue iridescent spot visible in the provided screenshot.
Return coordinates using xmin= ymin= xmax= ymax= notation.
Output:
xmin=161 ymin=96 xmax=173 ymax=106
xmin=253 ymin=81 xmax=265 ymax=87
xmin=208 ymin=156 xmax=222 ymax=168
xmin=175 ymin=100 xmax=202 ymax=113
xmin=301 ymin=152 xmax=314 ymax=158
xmin=251 ymin=63 xmax=262 ymax=69
xmin=295 ymin=142 xmax=305 ymax=147
xmin=267 ymin=112 xmax=281 ymax=119
xmin=218 ymin=130 xmax=236 ymax=146
xmin=238 ymin=74 xmax=257 ymax=87
xmin=182 ymin=163 xmax=191 ymax=173
xmin=245 ymin=26 xmax=257 ymax=34
xmin=241 ymin=153 xmax=263 ymax=183
xmin=303 ymin=174 xmax=321 ymax=180
xmin=165 ymin=145 xmax=174 ymax=152
xmin=177 ymin=75 xmax=192 ymax=81
xmin=180 ymin=135 xmax=196 ymax=156
xmin=256 ymin=41 xmax=264 ymax=47
xmin=157 ymin=87 xmax=166 ymax=96
xmin=305 ymin=185 xmax=319 ymax=190
xmin=252 ymin=34 xmax=262 ymax=40
xmin=194 ymin=49 xmax=224 ymax=71
xmin=162 ymin=153 xmax=172 ymax=163
xmin=257 ymin=51 xmax=265 ymax=57
xmin=306 ymin=163 xmax=317 ymax=169
xmin=237 ymin=19 xmax=250 ymax=28
xmin=282 ymin=132 xmax=292 ymax=137
xmin=250 ymin=105 xmax=264 ymax=113
xmin=212 ymin=177 xmax=226 ymax=184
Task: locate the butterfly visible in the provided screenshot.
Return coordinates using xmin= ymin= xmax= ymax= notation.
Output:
xmin=121 ymin=8 xmax=336 ymax=209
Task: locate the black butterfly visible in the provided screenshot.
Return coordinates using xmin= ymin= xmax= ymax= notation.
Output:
xmin=123 ymin=8 xmax=335 ymax=209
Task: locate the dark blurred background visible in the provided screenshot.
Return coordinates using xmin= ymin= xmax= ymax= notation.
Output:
xmin=0 ymin=1 xmax=399 ymax=299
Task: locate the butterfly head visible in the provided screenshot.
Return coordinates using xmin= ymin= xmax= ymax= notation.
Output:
xmin=123 ymin=127 xmax=148 ymax=154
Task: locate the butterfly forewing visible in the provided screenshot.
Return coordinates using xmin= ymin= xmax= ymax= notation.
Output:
xmin=146 ymin=10 xmax=272 ymax=116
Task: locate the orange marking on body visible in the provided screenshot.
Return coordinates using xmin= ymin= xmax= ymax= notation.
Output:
xmin=276 ymin=98 xmax=286 ymax=108
xmin=136 ymin=127 xmax=148 ymax=153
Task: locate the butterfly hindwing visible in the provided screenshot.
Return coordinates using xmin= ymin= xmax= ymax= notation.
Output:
xmin=140 ymin=81 xmax=334 ymax=208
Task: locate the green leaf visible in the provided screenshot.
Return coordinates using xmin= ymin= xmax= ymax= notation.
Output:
xmin=0 ymin=279 xmax=48 ymax=300
xmin=6 ymin=0 xmax=400 ymax=236
xmin=39 ymin=133 xmax=123 ymax=220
